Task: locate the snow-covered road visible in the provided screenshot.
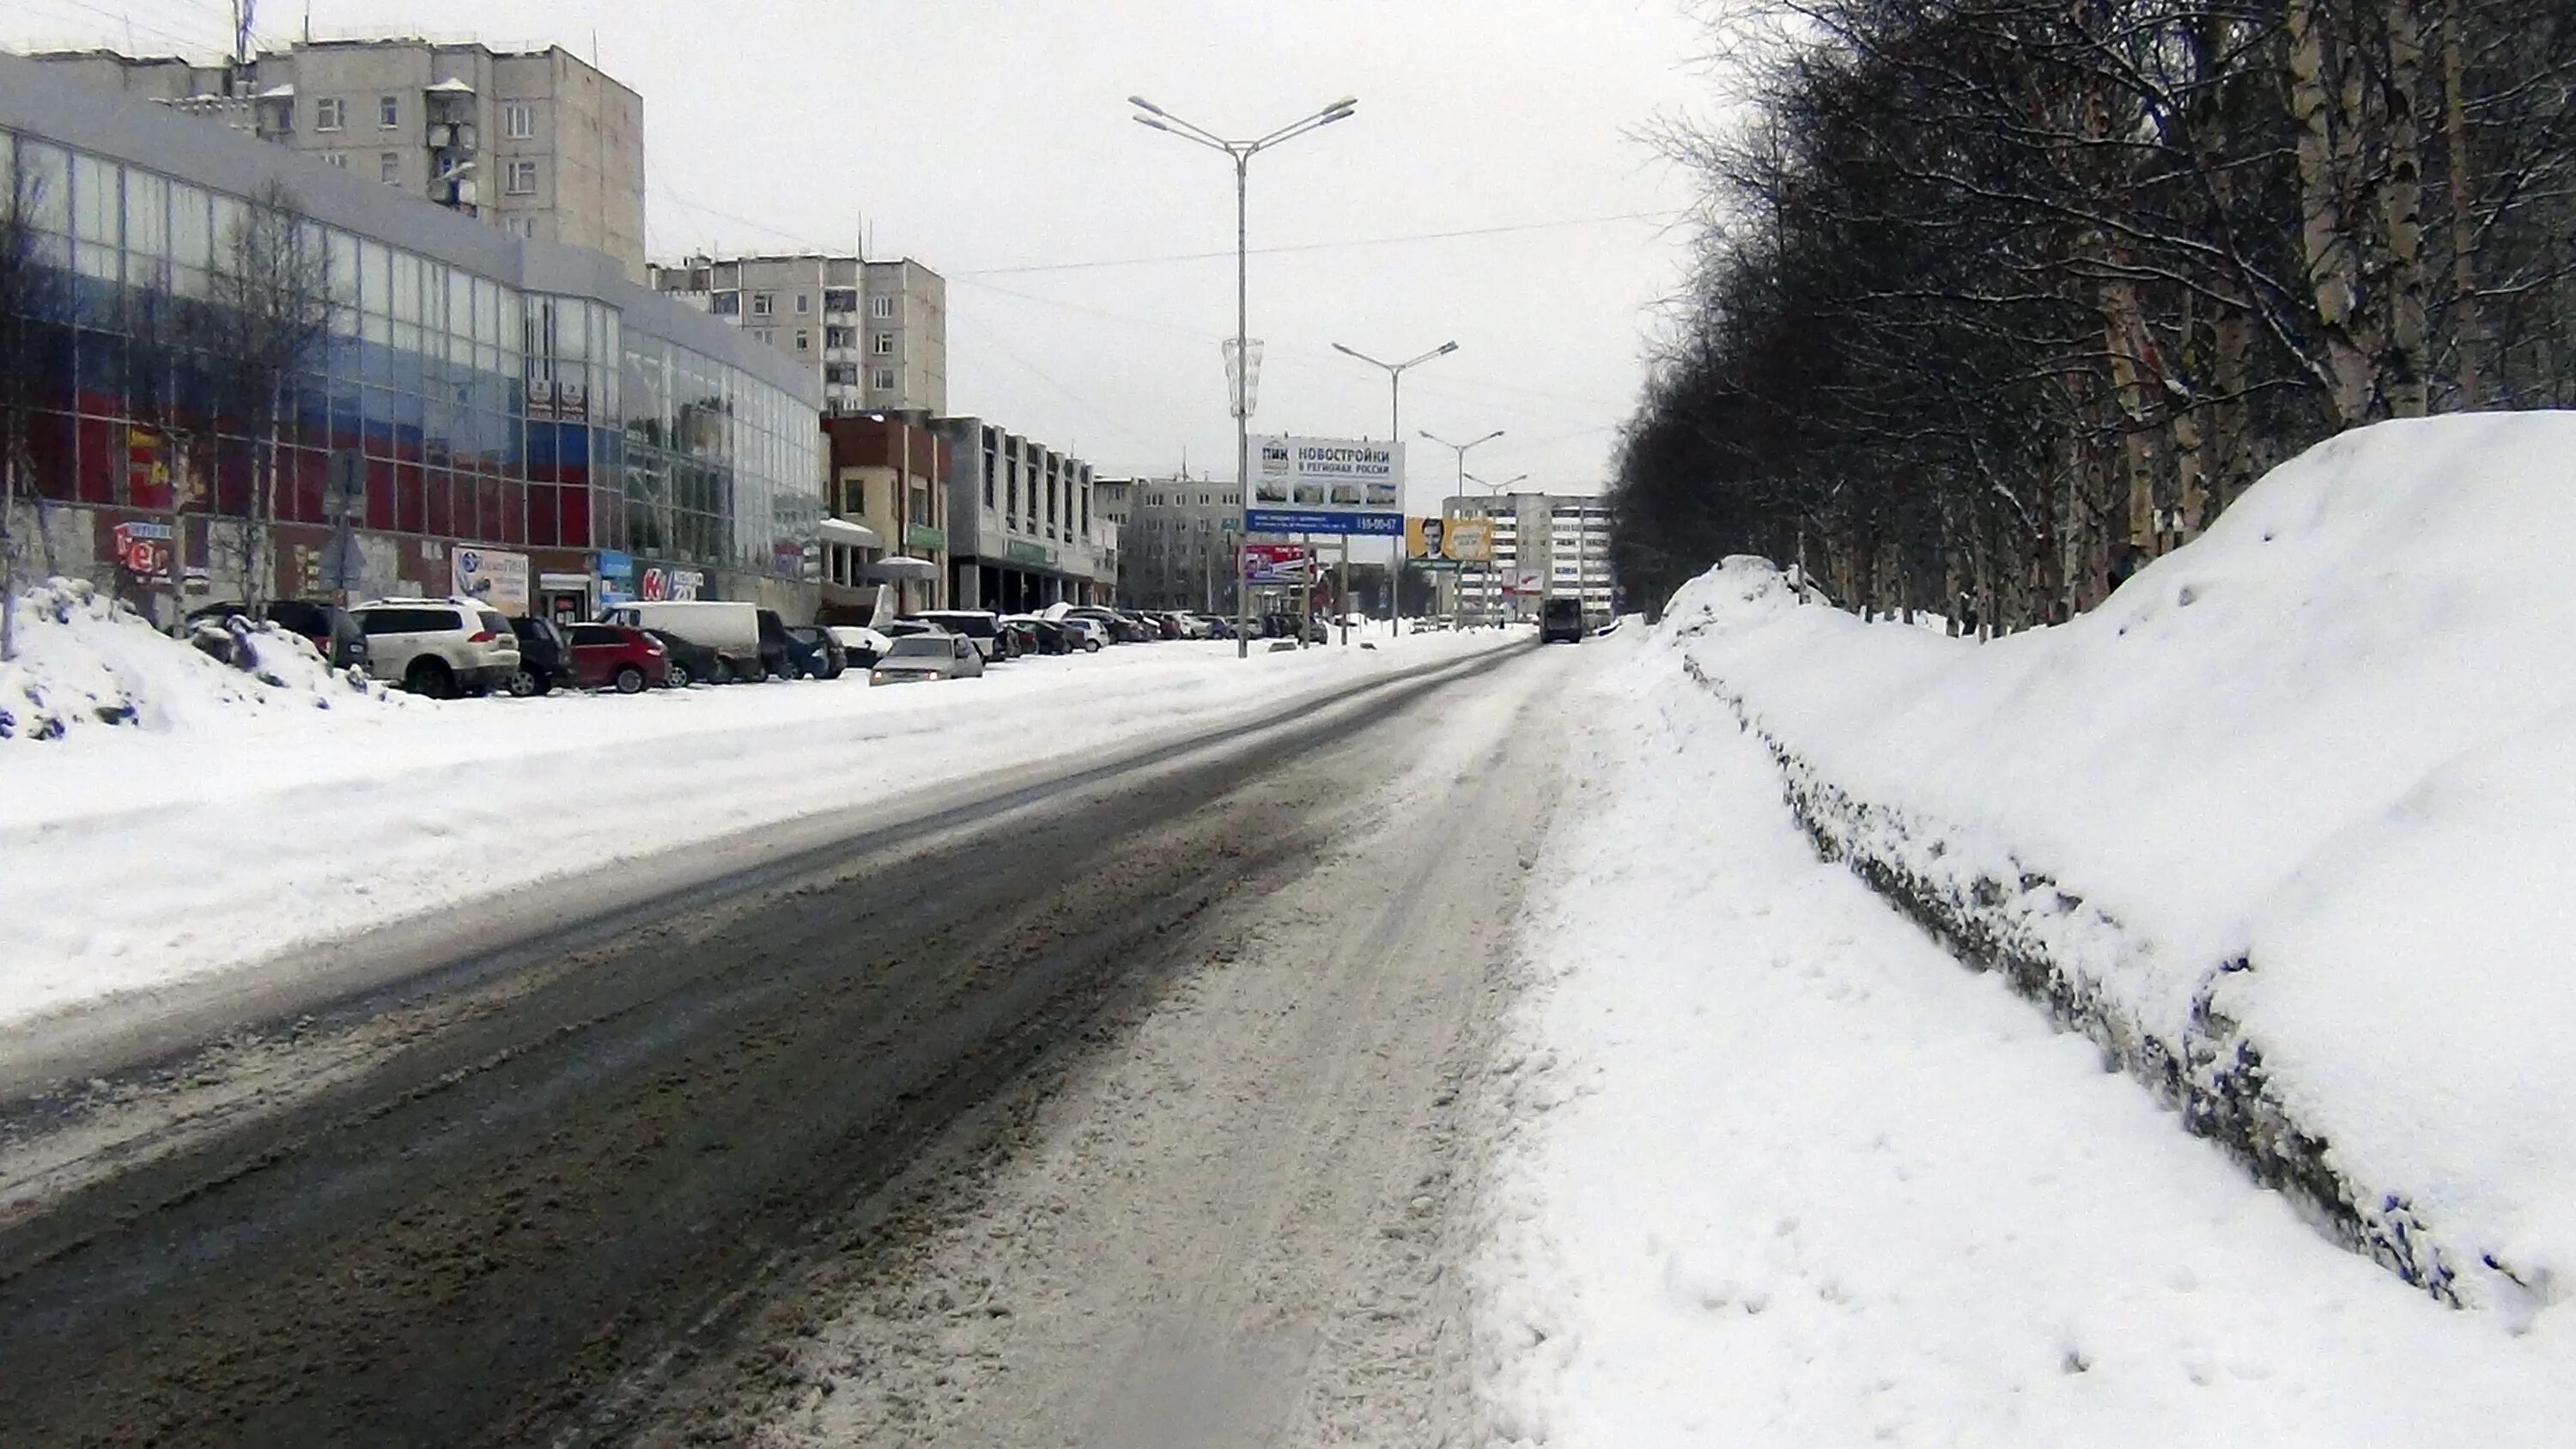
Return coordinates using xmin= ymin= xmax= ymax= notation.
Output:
xmin=0 ymin=630 xmax=1509 ymax=1041
xmin=1473 ymin=632 xmax=2574 ymax=1446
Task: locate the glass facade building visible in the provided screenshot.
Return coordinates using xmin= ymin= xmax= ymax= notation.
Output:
xmin=1 ymin=53 xmax=822 ymax=618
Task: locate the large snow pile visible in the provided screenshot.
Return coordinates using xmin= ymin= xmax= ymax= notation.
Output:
xmin=0 ymin=578 xmax=403 ymax=745
xmin=1473 ymin=632 xmax=2574 ymax=1446
xmin=1656 ymin=412 xmax=2576 ymax=1316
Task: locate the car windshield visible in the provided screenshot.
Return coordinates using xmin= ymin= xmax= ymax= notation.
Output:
xmin=886 ymin=637 xmax=948 ymax=658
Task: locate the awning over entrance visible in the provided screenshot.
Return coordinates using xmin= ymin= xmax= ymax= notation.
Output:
xmin=861 ymin=555 xmax=940 ymax=581
xmin=818 ymin=518 xmax=884 ymax=549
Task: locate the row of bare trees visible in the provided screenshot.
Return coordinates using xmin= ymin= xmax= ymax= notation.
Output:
xmin=1 ymin=149 xmax=329 ymax=660
xmin=1608 ymin=0 xmax=2576 ymax=629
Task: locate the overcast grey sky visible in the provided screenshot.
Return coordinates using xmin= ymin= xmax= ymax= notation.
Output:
xmin=9 ymin=0 xmax=1709 ymax=510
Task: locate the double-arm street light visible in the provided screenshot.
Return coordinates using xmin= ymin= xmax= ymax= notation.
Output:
xmin=1419 ymin=428 xmax=1505 ymax=507
xmin=1420 ymin=429 xmax=1504 ymax=627
xmin=1132 ymin=93 xmax=1358 ymax=658
xmin=1465 ymin=470 xmax=1528 ymax=496
xmin=1332 ymin=340 xmax=1457 ymax=632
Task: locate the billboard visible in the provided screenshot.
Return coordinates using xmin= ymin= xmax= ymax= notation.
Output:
xmin=1243 ymin=543 xmax=1313 ymax=584
xmin=452 ymin=547 xmax=531 ymax=614
xmin=1405 ymin=515 xmax=1494 ymax=567
xmin=1246 ymin=435 xmax=1405 ymax=536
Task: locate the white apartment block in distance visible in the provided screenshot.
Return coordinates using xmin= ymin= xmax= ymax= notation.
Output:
xmin=647 ymin=254 xmax=949 ymax=417
xmin=27 ymin=38 xmax=647 ymax=279
xmin=1443 ymin=492 xmax=1616 ymax=624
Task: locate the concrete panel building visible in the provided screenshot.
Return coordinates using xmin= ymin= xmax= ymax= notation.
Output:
xmin=1441 ymin=492 xmax=1614 ymax=625
xmin=27 ymin=38 xmax=647 ymax=279
xmin=648 ymin=254 xmax=948 ymax=417
xmin=1115 ymin=473 xmax=1247 ymax=612
xmin=933 ymin=418 xmax=1115 ymax=612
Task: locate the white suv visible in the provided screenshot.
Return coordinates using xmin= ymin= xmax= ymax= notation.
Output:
xmin=350 ymin=597 xmax=523 ymax=697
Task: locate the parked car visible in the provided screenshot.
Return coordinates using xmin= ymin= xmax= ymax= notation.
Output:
xmin=868 ymin=632 xmax=987 ymax=685
xmin=995 ymin=618 xmax=1045 ymax=658
xmin=1074 ymin=607 xmax=1152 ymax=643
xmin=185 ymin=599 xmax=370 ymax=671
xmin=782 ymin=624 xmax=847 ymax=679
xmin=878 ymin=619 xmax=948 ymax=641
xmin=908 ymin=610 xmax=1006 ymax=661
xmin=1190 ymin=612 xmax=1236 ymax=640
xmin=565 ymin=622 xmax=670 ymax=692
xmin=643 ymin=627 xmax=726 ymax=686
xmin=504 ymin=616 xmax=576 ymax=696
xmin=608 ymin=600 xmax=763 ymax=681
xmin=825 ymin=624 xmax=890 ymax=667
xmin=1054 ymin=616 xmax=1109 ymax=653
xmin=349 ymin=597 xmax=521 ymax=697
xmin=1000 ymin=615 xmax=1070 ymax=655
xmin=1540 ymin=596 xmax=1585 ymax=644
xmin=753 ymin=608 xmax=802 ymax=679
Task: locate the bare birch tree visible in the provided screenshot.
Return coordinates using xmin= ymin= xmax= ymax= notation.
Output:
xmin=201 ymin=178 xmax=330 ymax=611
xmin=0 ymin=143 xmax=66 ymax=663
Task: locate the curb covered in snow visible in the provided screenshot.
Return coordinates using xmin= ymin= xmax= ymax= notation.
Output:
xmin=1674 ymin=653 xmax=2483 ymax=1305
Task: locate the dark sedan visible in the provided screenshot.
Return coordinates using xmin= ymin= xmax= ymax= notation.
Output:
xmin=644 ymin=627 xmax=727 ymax=686
xmin=505 ymin=616 xmax=576 ymax=696
xmin=782 ymin=625 xmax=848 ymax=680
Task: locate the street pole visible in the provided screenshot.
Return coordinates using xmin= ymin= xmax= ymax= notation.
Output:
xmin=1332 ymin=340 xmax=1455 ymax=637
xmin=1132 ymin=94 xmax=1358 ymax=659
xmin=1235 ymin=148 xmax=1250 ymax=658
xmin=1421 ymin=428 xmax=1503 ymax=625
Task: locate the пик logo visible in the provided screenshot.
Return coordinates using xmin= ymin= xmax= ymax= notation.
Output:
xmin=1259 ymin=441 xmax=1291 ymax=473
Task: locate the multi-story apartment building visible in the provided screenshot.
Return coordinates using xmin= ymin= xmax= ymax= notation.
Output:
xmin=1115 ymin=473 xmax=1249 ymax=612
xmin=1442 ymin=492 xmax=1615 ymax=624
xmin=647 ymin=254 xmax=947 ymax=417
xmin=0 ymin=51 xmax=822 ymax=626
xmin=933 ymin=418 xmax=1115 ymax=612
xmin=28 ymin=38 xmax=647 ymax=279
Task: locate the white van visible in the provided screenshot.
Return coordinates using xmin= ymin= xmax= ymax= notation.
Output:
xmin=606 ymin=600 xmax=762 ymax=675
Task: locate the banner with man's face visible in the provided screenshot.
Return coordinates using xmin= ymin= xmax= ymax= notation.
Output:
xmin=1406 ymin=515 xmax=1494 ymax=565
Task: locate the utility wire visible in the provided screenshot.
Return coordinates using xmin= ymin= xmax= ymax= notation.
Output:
xmin=957 ymin=211 xmax=1677 ymax=277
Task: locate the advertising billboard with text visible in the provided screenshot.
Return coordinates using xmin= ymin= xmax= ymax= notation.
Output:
xmin=1243 ymin=543 xmax=1314 ymax=584
xmin=1405 ymin=515 xmax=1494 ymax=567
xmin=1245 ymin=435 xmax=1405 ymax=536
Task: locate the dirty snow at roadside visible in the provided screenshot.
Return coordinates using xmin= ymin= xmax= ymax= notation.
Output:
xmin=1472 ymin=632 xmax=2576 ymax=1446
xmin=0 ymin=626 xmax=1511 ymax=1032
xmin=0 ymin=578 xmax=405 ymax=746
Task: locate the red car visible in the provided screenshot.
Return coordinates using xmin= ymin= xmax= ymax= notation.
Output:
xmin=566 ymin=623 xmax=670 ymax=693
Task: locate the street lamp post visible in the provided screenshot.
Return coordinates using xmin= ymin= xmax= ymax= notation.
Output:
xmin=1332 ymin=340 xmax=1456 ymax=635
xmin=1132 ymin=93 xmax=1358 ymax=659
xmin=1420 ymin=428 xmax=1503 ymax=626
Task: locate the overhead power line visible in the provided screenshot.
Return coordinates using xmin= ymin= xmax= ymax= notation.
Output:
xmin=956 ymin=211 xmax=1679 ymax=277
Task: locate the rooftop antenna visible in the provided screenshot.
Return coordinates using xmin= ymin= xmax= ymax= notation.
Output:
xmin=301 ymin=2 xmax=311 ymax=44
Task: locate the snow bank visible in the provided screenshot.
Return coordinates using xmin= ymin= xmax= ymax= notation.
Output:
xmin=1654 ymin=413 xmax=2576 ymax=1314
xmin=0 ymin=629 xmax=1510 ymax=1032
xmin=1473 ymin=634 xmax=2576 ymax=1446
xmin=0 ymin=578 xmax=404 ymax=745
